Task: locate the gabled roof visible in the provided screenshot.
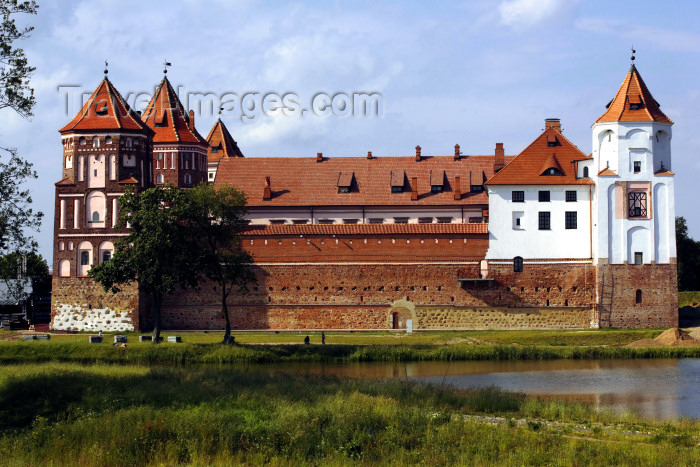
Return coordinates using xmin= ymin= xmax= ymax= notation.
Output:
xmin=215 ymin=154 xmax=514 ymax=207
xmin=486 ymin=127 xmax=592 ymax=186
xmin=337 ymin=172 xmax=354 ymax=187
xmin=55 ymin=177 xmax=74 ymax=186
xmin=596 ymin=64 xmax=673 ymax=124
xmin=430 ymin=169 xmax=445 ymax=186
xmin=654 ymin=167 xmax=674 ymax=176
xmin=206 ymin=119 xmax=244 ymax=162
xmin=59 ymin=78 xmax=152 ymax=134
xmin=598 ymin=167 xmax=617 ymax=176
xmin=118 ymin=177 xmax=139 ymax=185
xmin=141 ymin=76 xmax=207 ymax=145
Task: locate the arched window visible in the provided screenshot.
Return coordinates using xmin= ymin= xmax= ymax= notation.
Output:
xmin=514 ymin=256 xmax=523 ymax=273
xmin=77 ymin=241 xmax=92 ymax=277
xmin=79 ymin=137 xmax=86 ymax=146
xmin=58 ymin=241 xmax=65 ymax=251
xmin=541 ymin=167 xmax=563 ymax=176
xmin=68 ymin=241 xmax=74 ymax=251
xmin=93 ymin=136 xmax=100 ymax=148
xmin=184 ymin=174 xmax=191 ymax=185
xmin=156 ymin=173 xmax=164 ymax=184
xmin=635 ymin=290 xmax=642 ymax=304
xmin=125 ymin=138 xmax=132 ymax=148
xmin=99 ymin=241 xmax=114 ymax=264
xmin=105 ymin=136 xmax=112 ymax=145
xmin=80 ymin=251 xmax=89 ymax=265
xmin=65 ymin=155 xmax=73 ymax=169
xmin=109 ymin=155 xmax=116 ymax=180
xmin=86 ymin=191 xmax=106 ymax=228
xmin=583 ymin=166 xmax=589 ymax=178
xmin=92 ymin=211 xmax=100 ymax=222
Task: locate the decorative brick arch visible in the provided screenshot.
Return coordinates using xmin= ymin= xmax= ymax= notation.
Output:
xmin=388 ymin=298 xmax=417 ymax=330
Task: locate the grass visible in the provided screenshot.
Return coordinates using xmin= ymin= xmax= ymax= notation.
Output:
xmin=679 ymin=291 xmax=700 ymax=307
xmin=0 ymin=363 xmax=697 ymax=466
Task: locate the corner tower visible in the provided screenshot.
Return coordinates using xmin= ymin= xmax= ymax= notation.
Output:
xmin=586 ymin=63 xmax=678 ymax=327
xmin=141 ymin=75 xmax=208 ymax=187
xmin=52 ymin=76 xmax=154 ymax=332
xmin=205 ymin=118 xmax=244 ymax=182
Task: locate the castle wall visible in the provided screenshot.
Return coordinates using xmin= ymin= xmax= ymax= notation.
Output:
xmin=597 ymin=259 xmax=678 ymax=328
xmin=160 ymin=260 xmax=597 ymax=330
xmin=51 ymin=277 xmax=142 ymax=332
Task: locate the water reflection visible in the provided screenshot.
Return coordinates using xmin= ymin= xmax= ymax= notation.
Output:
xmin=248 ymin=359 xmax=700 ymax=420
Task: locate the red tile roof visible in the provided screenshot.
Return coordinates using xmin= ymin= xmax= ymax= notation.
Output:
xmin=596 ymin=65 xmax=673 ymax=124
xmin=118 ymin=177 xmax=139 ymax=184
xmin=206 ymin=119 xmax=244 ymax=162
xmin=141 ymin=77 xmax=208 ymax=145
xmin=59 ymin=78 xmax=152 ymax=134
xmin=654 ymin=167 xmax=674 ymax=176
xmin=486 ymin=128 xmax=592 ymax=186
xmin=55 ymin=177 xmax=74 ymax=186
xmin=597 ymin=167 xmax=617 ymax=176
xmin=241 ymin=223 xmax=488 ymax=236
xmin=215 ymin=154 xmax=514 ymax=207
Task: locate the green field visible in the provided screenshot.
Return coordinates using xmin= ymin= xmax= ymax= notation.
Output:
xmin=1 ymin=328 xmax=699 ymax=365
xmin=0 ymin=363 xmax=697 ymax=466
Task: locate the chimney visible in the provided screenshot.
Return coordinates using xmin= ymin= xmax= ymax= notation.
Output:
xmin=411 ymin=177 xmax=418 ymax=201
xmin=453 ymin=176 xmax=461 ymax=200
xmin=454 ymin=144 xmax=460 ymax=160
xmin=263 ymin=176 xmax=271 ymax=200
xmin=494 ymin=142 xmax=505 ymax=172
xmin=316 ymin=152 xmax=323 ymax=162
xmin=545 ymin=118 xmax=561 ymax=132
xmin=189 ymin=109 xmax=195 ymax=128
xmin=415 ymin=145 xmax=421 ymax=162
xmin=367 ymin=151 xmax=373 ymax=160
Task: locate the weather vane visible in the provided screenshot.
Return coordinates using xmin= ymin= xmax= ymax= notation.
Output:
xmin=104 ymin=60 xmax=108 ymax=76
xmin=163 ymin=59 xmax=172 ymax=75
xmin=218 ymin=106 xmax=223 ymax=118
xmin=631 ymin=46 xmax=636 ymax=62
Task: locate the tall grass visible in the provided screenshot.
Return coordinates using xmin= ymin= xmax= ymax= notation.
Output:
xmin=679 ymin=291 xmax=700 ymax=307
xmin=0 ymin=340 xmax=699 ymax=366
xmin=0 ymin=363 xmax=697 ymax=466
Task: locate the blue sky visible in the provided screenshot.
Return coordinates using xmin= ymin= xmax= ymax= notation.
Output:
xmin=2 ymin=0 xmax=699 ymax=262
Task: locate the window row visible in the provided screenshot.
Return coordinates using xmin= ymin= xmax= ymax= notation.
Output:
xmin=57 ymin=241 xmax=114 ymax=277
xmin=72 ymin=136 xmax=141 ymax=148
xmin=537 ymin=211 xmax=577 ymax=230
xmin=58 ymin=194 xmax=118 ymax=230
xmin=155 ymin=173 xmax=193 ymax=185
xmin=155 ymin=152 xmax=206 ymax=171
xmin=512 ymin=190 xmax=577 ymax=203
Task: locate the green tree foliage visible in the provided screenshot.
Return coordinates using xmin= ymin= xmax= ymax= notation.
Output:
xmin=0 ymin=1 xmax=40 ymax=255
xmin=0 ymin=0 xmax=37 ymax=118
xmin=676 ymin=217 xmax=700 ymax=291
xmin=89 ymin=186 xmax=200 ymax=342
xmin=0 ymin=250 xmax=47 ymax=279
xmin=187 ymin=183 xmax=255 ymax=343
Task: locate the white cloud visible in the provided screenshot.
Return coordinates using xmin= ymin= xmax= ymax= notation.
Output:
xmin=498 ymin=0 xmax=568 ymax=28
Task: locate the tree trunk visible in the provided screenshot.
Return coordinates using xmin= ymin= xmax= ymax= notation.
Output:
xmin=221 ymin=283 xmax=231 ymax=343
xmin=152 ymin=292 xmax=162 ymax=344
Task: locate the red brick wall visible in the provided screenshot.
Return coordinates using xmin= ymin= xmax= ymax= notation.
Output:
xmin=597 ymin=260 xmax=678 ymax=328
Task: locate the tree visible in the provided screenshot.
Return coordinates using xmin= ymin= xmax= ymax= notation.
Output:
xmin=0 ymin=1 xmax=40 ymax=253
xmin=676 ymin=217 xmax=700 ymax=291
xmin=0 ymin=250 xmax=48 ymax=278
xmin=89 ymin=186 xmax=200 ymax=342
xmin=0 ymin=0 xmax=37 ymax=118
xmin=188 ymin=183 xmax=255 ymax=343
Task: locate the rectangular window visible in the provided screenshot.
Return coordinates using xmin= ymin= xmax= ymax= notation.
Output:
xmin=565 ymin=211 xmax=577 ymax=229
xmin=431 ymin=185 xmax=444 ymax=193
xmin=393 ymin=217 xmax=409 ymax=224
xmin=418 ymin=217 xmax=433 ymax=224
xmin=538 ymin=191 xmax=550 ymax=202
xmin=269 ymin=219 xmax=286 ymax=225
xmin=565 ymin=190 xmax=577 ymax=202
xmin=633 ymin=161 xmax=641 ymax=173
xmin=628 ymin=192 xmax=647 ymax=218
xmin=512 ymin=191 xmax=525 ymax=202
xmin=337 ymin=186 xmax=350 ymax=193
xmin=317 ymin=219 xmax=334 ymax=224
xmin=436 ymin=216 xmax=453 ymax=223
xmin=391 ymin=186 xmax=404 ymax=193
xmin=342 ymin=218 xmax=359 ymax=224
xmin=292 ymin=220 xmax=308 ymax=225
xmin=470 ymin=185 xmax=484 ymax=193
xmin=368 ymin=218 xmax=384 ymax=224
xmin=538 ymin=211 xmax=550 ymax=230
xmin=634 ymin=252 xmax=643 ymax=265
xmin=512 ymin=211 xmax=524 ymax=230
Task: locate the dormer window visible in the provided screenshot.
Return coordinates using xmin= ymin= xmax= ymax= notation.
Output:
xmin=542 ymin=167 xmax=563 ymax=176
xmin=390 ymin=170 xmax=405 ymax=193
xmin=337 ymin=171 xmax=354 ymax=193
xmin=546 ymin=135 xmax=559 ymax=147
xmin=583 ymin=167 xmax=589 ymax=178
xmin=211 ymin=147 xmax=219 ymax=153
xmin=430 ymin=170 xmax=445 ymax=193
xmin=470 ymin=170 xmax=485 ymax=193
xmin=629 ymin=94 xmax=642 ymax=111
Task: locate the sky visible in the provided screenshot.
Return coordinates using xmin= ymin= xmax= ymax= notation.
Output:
xmin=2 ymin=0 xmax=699 ymax=263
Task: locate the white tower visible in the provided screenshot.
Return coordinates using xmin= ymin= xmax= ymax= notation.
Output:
xmin=583 ymin=62 xmax=678 ymax=327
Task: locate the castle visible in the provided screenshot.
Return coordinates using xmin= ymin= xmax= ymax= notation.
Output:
xmin=50 ymin=63 xmax=678 ymax=332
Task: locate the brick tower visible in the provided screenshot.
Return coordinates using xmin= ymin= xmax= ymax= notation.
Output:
xmin=51 ymin=75 xmax=154 ymax=332
xmin=205 ymin=118 xmax=244 ymax=182
xmin=585 ymin=63 xmax=678 ymax=327
xmin=141 ymin=74 xmax=208 ymax=187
